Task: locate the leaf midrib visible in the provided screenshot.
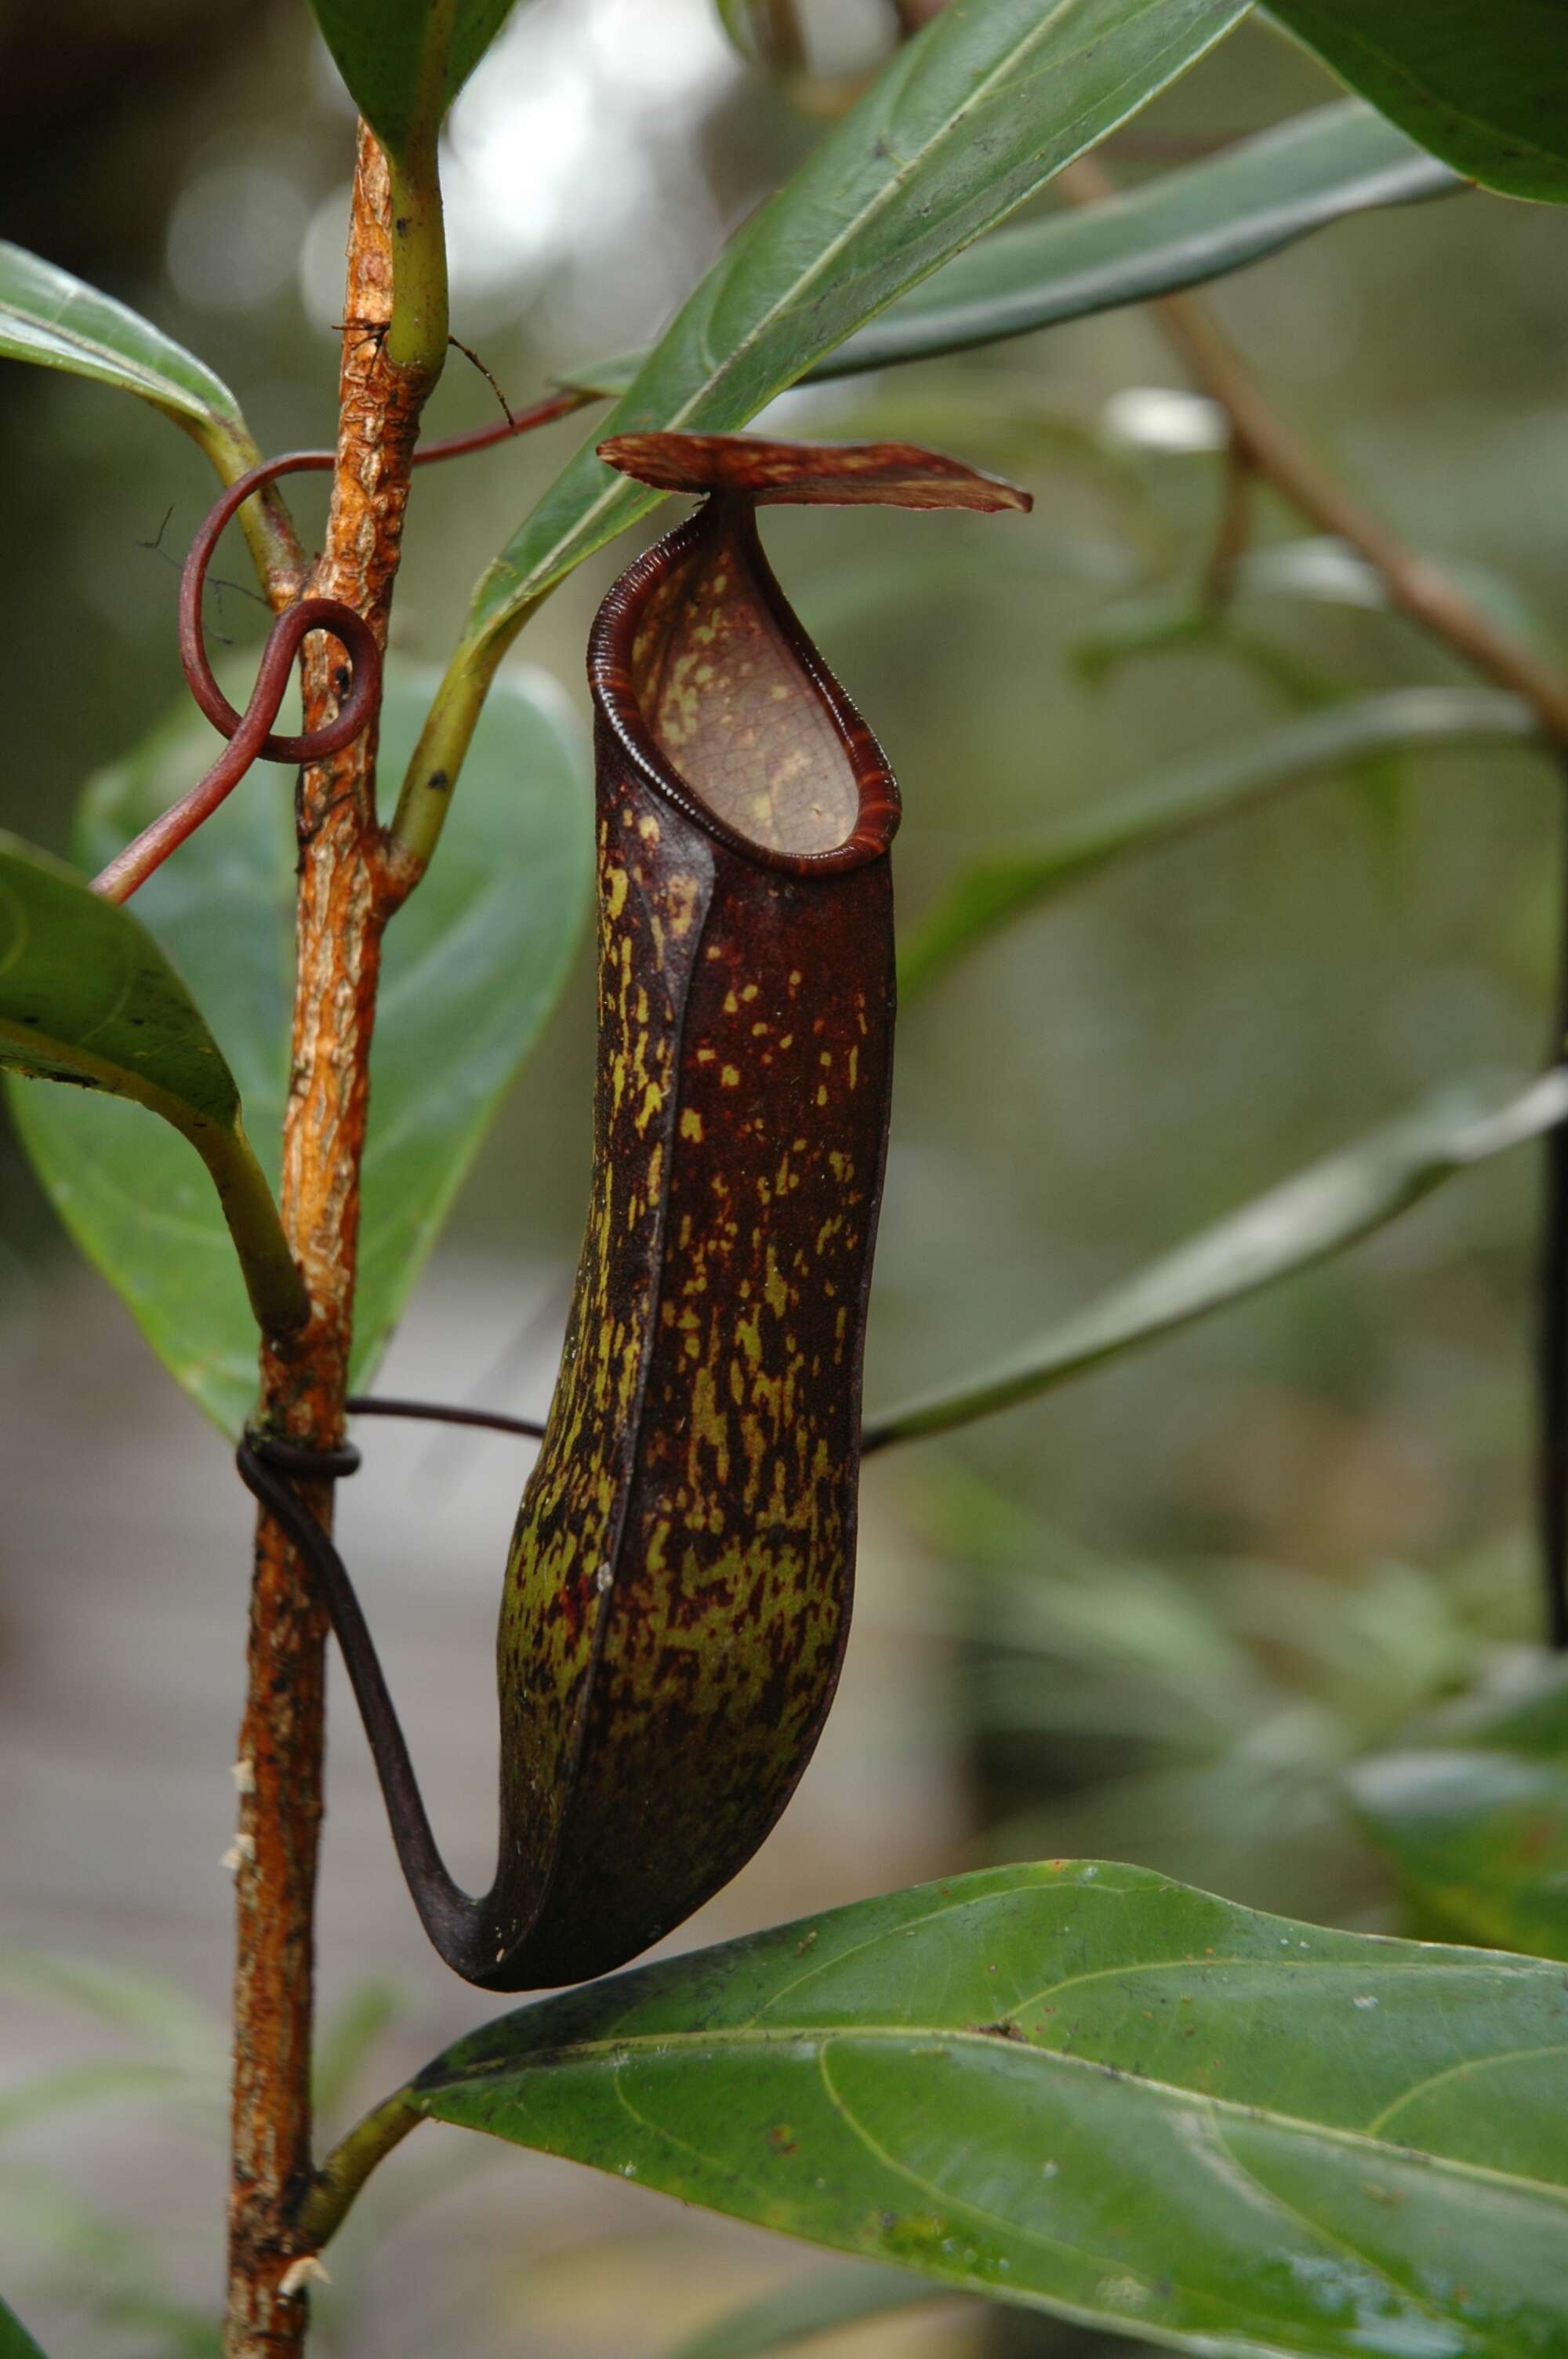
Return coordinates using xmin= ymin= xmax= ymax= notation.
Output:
xmin=427 ymin=2018 xmax=1568 ymax=2209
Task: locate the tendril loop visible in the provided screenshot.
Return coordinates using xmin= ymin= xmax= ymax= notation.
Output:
xmin=93 ymin=387 xmax=592 ymax=905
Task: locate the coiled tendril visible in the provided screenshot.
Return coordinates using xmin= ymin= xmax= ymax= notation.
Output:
xmin=93 ymin=388 xmax=590 ymax=904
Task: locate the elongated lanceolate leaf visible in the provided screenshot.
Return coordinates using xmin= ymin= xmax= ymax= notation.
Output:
xmin=0 ymin=2060 xmax=191 ymax=2137
xmin=0 ymin=237 xmax=263 ymax=508
xmin=416 ymin=1860 xmax=1568 ymax=2359
xmin=463 ymin=0 xmax=1252 ymax=656
xmin=1266 ymin=0 xmax=1568 ymax=205
xmin=0 ymin=837 xmax=238 ymax=1121
xmin=864 ymin=1069 xmax=1568 ymax=1450
xmin=666 ymin=2266 xmax=943 ymax=2359
xmin=0 ymin=833 xmax=304 ymax=1340
xmin=10 ymin=662 xmax=591 ymax=1434
xmin=902 ymin=688 xmax=1541 ymax=994
xmin=0 ymin=2296 xmax=48 ymax=2359
xmin=1348 ymin=1658 xmax=1568 ymax=1961
xmin=307 ymin=0 xmax=519 ymax=159
xmin=0 ymin=242 xmax=246 ymax=440
xmin=564 ymin=100 xmax=1460 ymax=399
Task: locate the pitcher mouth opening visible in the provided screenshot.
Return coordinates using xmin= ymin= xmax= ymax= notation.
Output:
xmin=587 ymin=497 xmax=900 ymax=878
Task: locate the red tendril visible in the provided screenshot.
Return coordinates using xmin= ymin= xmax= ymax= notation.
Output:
xmin=93 ymin=387 xmax=593 ymax=903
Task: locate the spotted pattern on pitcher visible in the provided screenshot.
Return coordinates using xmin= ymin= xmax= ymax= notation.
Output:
xmin=325 ymin=435 xmax=1025 ymax=1994
xmin=482 ymin=489 xmax=900 ymax=1988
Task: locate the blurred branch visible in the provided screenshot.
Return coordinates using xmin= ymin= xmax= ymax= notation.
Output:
xmin=1542 ymin=873 xmax=1568 ymax=1648
xmin=1056 ymin=154 xmax=1568 ymax=745
xmin=764 ymin=0 xmax=809 ymax=67
xmin=1202 ymin=435 xmax=1253 ymax=607
xmin=1058 ymin=151 xmax=1568 ymax=1651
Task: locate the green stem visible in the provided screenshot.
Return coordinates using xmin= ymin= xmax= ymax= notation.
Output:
xmin=197 ymin=1123 xmax=310 ymax=1338
xmin=3 ymin=1005 xmax=306 ymax=1341
xmin=191 ymin=417 xmax=307 ymax=604
xmin=296 ymin=2085 xmax=424 ymax=2251
xmin=386 ymin=142 xmax=450 ymax=382
xmin=384 ymin=627 xmax=506 ymax=896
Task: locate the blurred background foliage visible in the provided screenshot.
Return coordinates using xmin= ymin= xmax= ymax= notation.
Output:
xmin=3 ymin=1 xmax=1567 ymax=2354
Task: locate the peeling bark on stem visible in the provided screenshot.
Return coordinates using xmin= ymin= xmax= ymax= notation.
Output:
xmin=223 ymin=125 xmax=435 ymax=2359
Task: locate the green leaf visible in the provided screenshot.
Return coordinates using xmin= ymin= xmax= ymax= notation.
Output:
xmin=0 ymin=840 xmax=238 ymax=1121
xmin=305 ymin=0 xmax=522 ymax=369
xmin=415 ymin=1860 xmax=1568 ymax=2359
xmin=901 ymin=688 xmax=1541 ymax=995
xmin=1265 ymin=0 xmax=1568 ymax=205
xmin=306 ymin=0 xmax=518 ymax=160
xmin=314 ymin=1979 xmax=405 ymax=2126
xmin=864 ymin=1070 xmax=1568 ymax=1451
xmin=0 ymin=1949 xmax=221 ymax=2068
xmin=563 ymin=100 xmax=1459 ymax=399
xmin=10 ymin=661 xmax=591 ymax=1436
xmin=0 ymin=241 xmax=247 ymax=446
xmin=0 ymin=833 xmax=306 ymax=1339
xmin=1348 ymin=1659 xmax=1568 ymax=1961
xmin=0 ymin=2298 xmax=47 ymax=2359
xmin=666 ymin=2266 xmax=942 ymax=2359
xmin=465 ymin=0 xmax=1253 ymax=656
xmin=0 ymin=2062 xmax=191 ymax=2137
xmin=0 ymin=244 xmax=293 ymax=584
